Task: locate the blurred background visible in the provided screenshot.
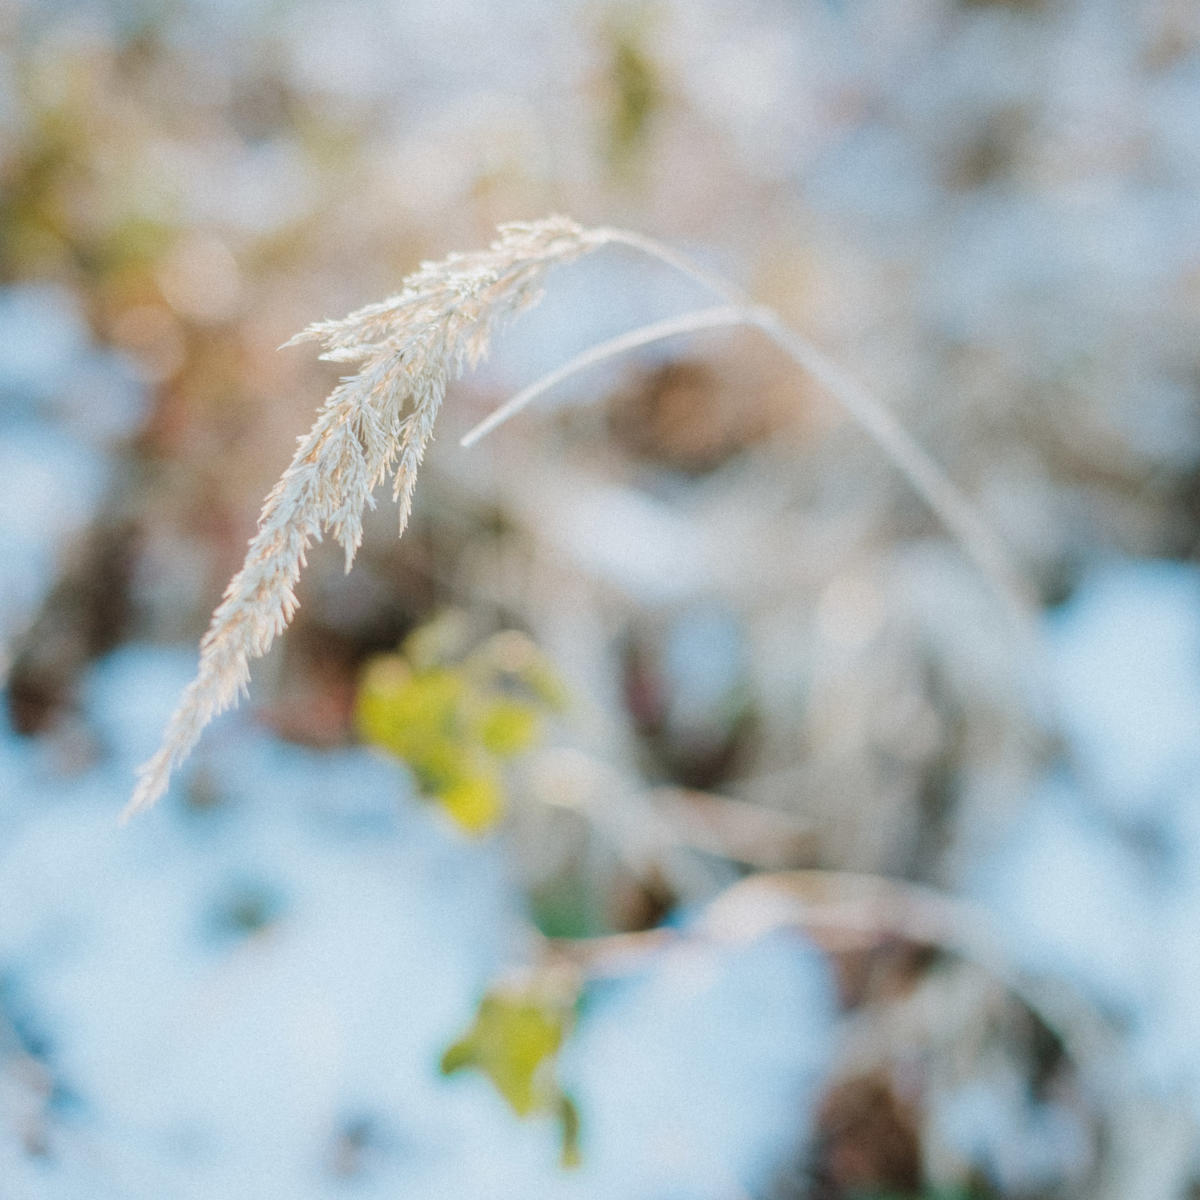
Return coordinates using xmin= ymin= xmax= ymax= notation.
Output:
xmin=2 ymin=0 xmax=1199 ymax=1196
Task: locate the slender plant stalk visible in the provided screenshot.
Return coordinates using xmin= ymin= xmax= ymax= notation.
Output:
xmin=459 ymin=305 xmax=749 ymax=448
xmin=465 ymin=228 xmax=1035 ymax=642
xmin=551 ymin=868 xmax=1124 ymax=1102
xmin=128 ymin=217 xmax=1035 ymax=818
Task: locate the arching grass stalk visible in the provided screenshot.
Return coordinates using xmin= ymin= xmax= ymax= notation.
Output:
xmin=464 ymin=228 xmax=1035 ymax=646
xmin=127 ymin=218 xmax=1035 ymax=819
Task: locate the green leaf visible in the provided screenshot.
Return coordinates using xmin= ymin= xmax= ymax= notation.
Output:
xmin=437 ymin=770 xmax=504 ymax=835
xmin=558 ymin=1093 xmax=582 ymax=1169
xmin=439 ymin=1034 xmax=477 ymax=1077
xmin=440 ymin=981 xmax=582 ymax=1163
xmin=477 ymin=699 xmax=540 ymax=758
xmin=462 ymin=991 xmax=565 ymax=1115
xmin=355 ymin=617 xmax=568 ymax=835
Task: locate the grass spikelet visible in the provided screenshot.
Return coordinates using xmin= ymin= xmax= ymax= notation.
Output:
xmin=128 ymin=215 xmax=1031 ymax=819
xmin=126 ymin=217 xmax=596 ymax=818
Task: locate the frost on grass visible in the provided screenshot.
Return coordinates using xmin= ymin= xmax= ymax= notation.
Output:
xmin=128 ymin=217 xmax=596 ymax=817
xmin=130 ymin=214 xmax=1023 ymax=818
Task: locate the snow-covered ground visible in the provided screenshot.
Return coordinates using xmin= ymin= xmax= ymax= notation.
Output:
xmin=0 ymin=647 xmax=835 ymax=1200
xmin=4 ymin=0 xmax=1200 ymax=1192
xmin=973 ymin=562 xmax=1200 ymax=1110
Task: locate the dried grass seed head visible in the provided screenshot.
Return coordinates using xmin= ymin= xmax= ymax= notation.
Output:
xmin=126 ymin=216 xmax=596 ymax=818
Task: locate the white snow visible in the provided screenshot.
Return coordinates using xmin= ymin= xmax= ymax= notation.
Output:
xmin=0 ymin=647 xmax=835 ymax=1198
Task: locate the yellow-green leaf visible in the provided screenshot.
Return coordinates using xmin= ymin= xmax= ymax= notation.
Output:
xmin=438 ymin=771 xmax=504 ymax=834
xmin=441 ymin=991 xmax=568 ymax=1116
xmin=355 ymin=618 xmax=569 ymax=838
xmin=356 ymin=661 xmax=464 ymax=763
xmin=478 ymin=699 xmax=540 ymax=758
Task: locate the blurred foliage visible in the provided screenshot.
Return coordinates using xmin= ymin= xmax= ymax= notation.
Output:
xmin=527 ymin=864 xmax=612 ymax=941
xmin=0 ymin=50 xmax=173 ymax=286
xmin=3 ymin=0 xmax=1199 ymax=1192
xmin=440 ymin=979 xmax=581 ymax=1167
xmin=599 ymin=8 xmax=663 ymax=170
xmin=356 ymin=616 xmax=565 ymax=834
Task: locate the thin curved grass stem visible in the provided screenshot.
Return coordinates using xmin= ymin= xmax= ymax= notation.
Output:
xmin=469 ymin=226 xmax=1041 ymax=660
xmin=602 ymin=229 xmax=1037 ymax=613
xmin=747 ymin=306 xmax=1037 ymax=631
xmin=459 ymin=305 xmax=750 ymax=448
xmin=550 ymin=868 xmax=1126 ymax=1101
xmin=589 ymin=227 xmax=750 ymax=307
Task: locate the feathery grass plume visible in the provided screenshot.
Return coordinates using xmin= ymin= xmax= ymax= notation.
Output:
xmin=129 ymin=216 xmax=1033 ymax=819
xmin=126 ymin=217 xmax=597 ymax=818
